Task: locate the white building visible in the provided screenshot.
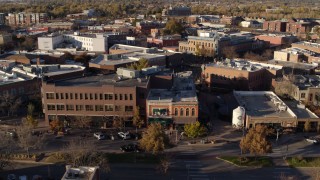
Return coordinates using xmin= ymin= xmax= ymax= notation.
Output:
xmin=38 ymin=32 xmax=107 ymax=52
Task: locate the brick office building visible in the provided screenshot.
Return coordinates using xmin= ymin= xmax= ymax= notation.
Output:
xmin=263 ymin=20 xmax=287 ymax=32
xmin=202 ymin=59 xmax=283 ymax=91
xmin=146 ymin=71 xmax=198 ymax=126
xmin=41 ymin=69 xmax=150 ymax=127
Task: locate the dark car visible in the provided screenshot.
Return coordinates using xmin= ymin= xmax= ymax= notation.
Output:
xmin=120 ymin=144 xmax=142 ymax=152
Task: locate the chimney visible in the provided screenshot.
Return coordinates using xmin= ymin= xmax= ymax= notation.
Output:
xmin=36 ymin=57 xmax=40 ymax=65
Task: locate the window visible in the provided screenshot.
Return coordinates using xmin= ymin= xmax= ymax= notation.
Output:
xmin=192 ymin=108 xmax=195 ymax=116
xmin=85 ymin=105 xmax=94 ymax=111
xmin=95 ymin=105 xmax=104 ymax=111
xmin=85 ymin=93 xmax=88 ymax=100
xmin=46 ymin=93 xmax=54 ymax=99
xmin=105 ymin=93 xmax=113 ymax=100
xmin=309 ymin=93 xmax=313 ymax=101
xmin=105 ymin=105 xmax=114 ymax=111
xmin=115 ymin=105 xmax=123 ymax=111
xmin=125 ymin=106 xmax=133 ymax=112
xmin=80 ymin=93 xmax=83 ymax=100
xmin=180 ymin=108 xmax=184 ymax=116
xmin=47 ymin=104 xmax=55 ymax=110
xmin=66 ymin=105 xmax=74 ymax=111
xmin=90 ymin=93 xmax=93 ymax=100
xmin=130 ymin=94 xmax=133 ymax=100
xmin=175 ymin=108 xmax=178 ymax=116
xmin=120 ymin=94 xmax=123 ymax=100
xmin=99 ymin=93 xmax=103 ymax=100
xmin=94 ymin=93 xmax=98 ymax=100
xmin=186 ymin=108 xmax=190 ymax=116
xmin=60 ymin=93 xmax=64 ymax=99
xmin=76 ymin=105 xmax=83 ymax=111
xmin=75 ymin=93 xmax=78 ymax=99
xmin=56 ymin=93 xmax=59 ymax=99
xmin=65 ymin=93 xmax=69 ymax=99
xmin=125 ymin=94 xmax=128 ymax=100
xmin=70 ymin=93 xmax=73 ymax=99
xmin=57 ymin=104 xmax=65 ymax=111
xmin=301 ymin=93 xmax=306 ymax=98
xmin=115 ymin=94 xmax=118 ymax=100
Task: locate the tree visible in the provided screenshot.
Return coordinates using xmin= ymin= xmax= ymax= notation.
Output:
xmin=164 ymin=19 xmax=184 ymax=35
xmin=27 ymin=103 xmax=35 ymax=116
xmin=17 ymin=120 xmax=45 ymax=156
xmin=221 ymin=46 xmax=239 ymax=59
xmin=49 ymin=119 xmax=63 ymax=132
xmin=274 ymin=79 xmax=296 ymax=98
xmin=304 ymin=120 xmax=311 ymax=133
xmin=156 ymin=155 xmax=171 ymax=175
xmin=184 ymin=121 xmax=208 ymax=139
xmin=63 ymin=138 xmax=110 ymax=174
xmin=139 ymin=123 xmax=170 ymax=154
xmin=240 ymin=125 xmax=272 ymax=159
xmin=72 ymin=116 xmax=93 ymax=129
xmin=132 ymin=106 xmax=144 ymax=129
xmin=127 ymin=58 xmax=148 ymax=70
xmin=26 ymin=115 xmax=38 ymax=128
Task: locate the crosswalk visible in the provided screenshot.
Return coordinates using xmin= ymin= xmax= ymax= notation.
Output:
xmin=182 ymin=151 xmax=210 ymax=180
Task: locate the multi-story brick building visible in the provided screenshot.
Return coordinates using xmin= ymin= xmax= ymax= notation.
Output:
xmin=146 ymin=71 xmax=198 ymax=126
xmin=263 ymin=20 xmax=287 ymax=32
xmin=179 ymin=31 xmax=258 ymax=57
xmin=41 ymin=69 xmax=150 ymax=126
xmin=147 ymin=35 xmax=181 ymax=49
xmin=136 ymin=21 xmax=166 ymax=35
xmin=8 ymin=12 xmax=48 ymax=26
xmin=220 ymin=16 xmax=244 ymax=26
xmin=202 ymin=59 xmax=283 ymax=91
xmin=255 ymin=34 xmax=298 ymax=47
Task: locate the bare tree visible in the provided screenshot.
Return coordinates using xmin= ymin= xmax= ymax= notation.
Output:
xmin=71 ymin=116 xmax=93 ymax=129
xmin=274 ymin=79 xmax=296 ymax=98
xmin=16 ymin=120 xmax=46 ymax=156
xmin=63 ymin=138 xmax=110 ymax=173
xmin=156 ymin=154 xmax=171 ymax=175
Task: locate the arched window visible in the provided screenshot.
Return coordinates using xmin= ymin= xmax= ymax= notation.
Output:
xmin=174 ymin=108 xmax=178 ymax=116
xmin=191 ymin=108 xmax=195 ymax=116
xmin=186 ymin=108 xmax=190 ymax=116
xmin=180 ymin=108 xmax=184 ymax=116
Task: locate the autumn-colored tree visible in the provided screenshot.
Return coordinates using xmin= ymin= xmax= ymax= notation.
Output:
xmin=184 ymin=121 xmax=208 ymax=139
xmin=164 ymin=19 xmax=184 ymax=35
xmin=139 ymin=123 xmax=170 ymax=154
xmin=49 ymin=119 xmax=63 ymax=132
xmin=240 ymin=125 xmax=272 ymax=158
xmin=304 ymin=120 xmax=311 ymax=133
xmin=132 ymin=106 xmax=144 ymax=129
xmin=127 ymin=58 xmax=149 ymax=70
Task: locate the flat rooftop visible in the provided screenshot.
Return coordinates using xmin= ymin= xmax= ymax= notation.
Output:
xmin=90 ymin=52 xmax=164 ymax=66
xmin=148 ymin=71 xmax=197 ymax=103
xmin=293 ymin=75 xmax=320 ymax=90
xmin=234 ymin=91 xmax=296 ymax=118
xmin=277 ymin=47 xmax=320 ymax=57
xmin=268 ymin=60 xmax=317 ymax=70
xmin=293 ymin=41 xmax=320 ymax=48
xmin=205 ymin=59 xmax=282 ymax=72
xmin=52 ymin=73 xmax=149 ymax=87
xmin=284 ymin=100 xmax=318 ymax=119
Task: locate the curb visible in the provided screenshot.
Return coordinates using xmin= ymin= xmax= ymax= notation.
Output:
xmin=11 ymin=159 xmax=54 ymax=165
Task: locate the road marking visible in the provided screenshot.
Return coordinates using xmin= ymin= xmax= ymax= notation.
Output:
xmin=189 ymin=174 xmax=208 ymax=177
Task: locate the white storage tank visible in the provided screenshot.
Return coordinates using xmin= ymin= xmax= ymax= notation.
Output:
xmin=232 ymin=106 xmax=245 ymax=128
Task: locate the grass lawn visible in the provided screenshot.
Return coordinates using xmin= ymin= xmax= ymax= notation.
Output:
xmin=287 ymin=157 xmax=320 ymax=167
xmin=219 ymin=156 xmax=273 ymax=167
xmin=44 ymin=152 xmax=161 ymax=164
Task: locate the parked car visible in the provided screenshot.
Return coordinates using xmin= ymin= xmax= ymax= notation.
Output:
xmin=120 ymin=144 xmax=142 ymax=152
xmin=118 ymin=132 xmax=131 ymax=140
xmin=304 ymin=136 xmax=319 ymax=145
xmin=94 ymin=132 xmax=106 ymax=140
